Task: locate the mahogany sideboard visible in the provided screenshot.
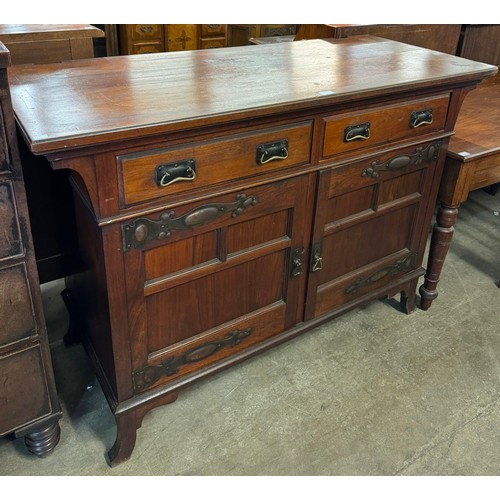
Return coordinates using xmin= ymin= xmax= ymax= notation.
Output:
xmin=8 ymin=37 xmax=496 ymax=466
xmin=0 ymin=43 xmax=61 ymax=456
xmin=420 ymin=72 xmax=500 ymax=308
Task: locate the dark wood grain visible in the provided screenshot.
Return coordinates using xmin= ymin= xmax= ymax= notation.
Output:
xmin=0 ymin=42 xmax=62 ymax=456
xmin=296 ymin=24 xmax=462 ymax=55
xmin=9 ymin=36 xmax=495 ymax=154
xmin=9 ymin=37 xmax=497 ymax=466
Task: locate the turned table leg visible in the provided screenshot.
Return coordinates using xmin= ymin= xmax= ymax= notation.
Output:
xmin=419 ymin=204 xmax=459 ymax=310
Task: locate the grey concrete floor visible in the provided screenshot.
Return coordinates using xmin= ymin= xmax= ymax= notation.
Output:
xmin=1 ymin=188 xmax=499 ymax=476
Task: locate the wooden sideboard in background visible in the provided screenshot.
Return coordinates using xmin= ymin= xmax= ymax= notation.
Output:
xmin=115 ymin=24 xmax=297 ymax=55
xmin=118 ymin=24 xmax=228 ymax=55
xmin=0 ymin=24 xmax=104 ymax=64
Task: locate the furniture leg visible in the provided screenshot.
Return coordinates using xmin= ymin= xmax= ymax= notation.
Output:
xmin=400 ymin=278 xmax=418 ymax=314
xmin=419 ymin=204 xmax=459 ymax=310
xmin=107 ymin=391 xmax=179 ymax=467
xmin=107 ymin=411 xmax=139 ymax=467
xmin=24 ymin=421 xmax=61 ymax=458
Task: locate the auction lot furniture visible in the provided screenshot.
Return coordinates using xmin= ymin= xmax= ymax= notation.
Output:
xmin=8 ymin=36 xmax=496 ymax=465
xmin=0 ymin=44 xmax=61 ymax=456
xmin=420 ymin=72 xmax=500 ymax=309
xmin=118 ymin=24 xmax=227 ymax=54
xmin=0 ymin=24 xmax=104 ymax=64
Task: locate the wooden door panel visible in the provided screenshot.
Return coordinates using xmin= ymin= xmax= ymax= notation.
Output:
xmin=306 ymin=140 xmax=441 ymax=320
xmin=319 ymin=204 xmax=416 ymax=283
xmin=125 ymin=174 xmax=315 ymax=392
xmin=146 ymin=251 xmax=285 ymax=351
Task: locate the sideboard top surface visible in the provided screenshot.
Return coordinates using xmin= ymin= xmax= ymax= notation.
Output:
xmin=8 ymin=35 xmax=497 ymax=154
xmin=0 ymin=24 xmax=104 ymax=39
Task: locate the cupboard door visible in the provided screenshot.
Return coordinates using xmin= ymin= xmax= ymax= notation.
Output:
xmin=123 ymin=175 xmax=315 ymax=393
xmin=165 ymin=25 xmax=199 ymax=52
xmin=305 ymin=140 xmax=442 ymax=320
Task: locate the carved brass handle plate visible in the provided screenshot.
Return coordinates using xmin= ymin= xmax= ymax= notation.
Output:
xmin=361 ymin=141 xmax=441 ymax=178
xmin=344 ymin=122 xmax=371 ymax=142
xmin=122 ymin=193 xmax=258 ymax=250
xmin=344 ymin=253 xmax=416 ymax=295
xmin=256 ymin=139 xmax=289 ymax=165
xmin=133 ymin=328 xmax=253 ymax=392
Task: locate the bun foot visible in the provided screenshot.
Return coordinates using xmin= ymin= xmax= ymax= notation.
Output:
xmin=24 ymin=421 xmax=61 ymax=458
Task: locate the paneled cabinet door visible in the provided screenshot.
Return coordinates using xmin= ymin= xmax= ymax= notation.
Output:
xmin=123 ymin=174 xmax=315 ymax=394
xmin=304 ymin=140 xmax=443 ymax=320
xmin=165 ymin=25 xmax=199 ymax=52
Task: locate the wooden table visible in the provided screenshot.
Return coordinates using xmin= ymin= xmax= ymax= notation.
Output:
xmin=0 ymin=24 xmax=104 ymax=64
xmin=420 ymin=72 xmax=500 ymax=308
xmin=9 ymin=37 xmax=496 ymax=466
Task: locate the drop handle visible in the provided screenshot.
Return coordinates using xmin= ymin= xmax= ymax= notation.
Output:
xmin=310 ymin=241 xmax=323 ymax=272
xmin=344 ymin=122 xmax=371 ymax=142
xmin=156 ymin=159 xmax=196 ymax=187
xmin=256 ymin=139 xmax=289 ymax=165
xmin=409 ymin=108 xmax=433 ymax=128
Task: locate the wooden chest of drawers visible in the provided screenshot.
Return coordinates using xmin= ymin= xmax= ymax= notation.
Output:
xmin=9 ymin=37 xmax=496 ymax=466
xmin=0 ymin=43 xmax=61 ymax=456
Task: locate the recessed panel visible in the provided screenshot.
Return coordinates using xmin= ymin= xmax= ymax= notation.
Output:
xmin=0 ymin=181 xmax=23 ymax=260
xmin=226 ymin=210 xmax=289 ymax=256
xmin=146 ymin=251 xmax=285 ymax=351
xmin=0 ymin=263 xmax=36 ymax=345
xmin=144 ymin=231 xmax=218 ymax=280
xmin=378 ymin=170 xmax=423 ymax=206
xmin=325 ymin=186 xmax=375 ymax=224
xmin=0 ymin=345 xmax=51 ymax=435
xmin=320 ymin=205 xmax=416 ymax=283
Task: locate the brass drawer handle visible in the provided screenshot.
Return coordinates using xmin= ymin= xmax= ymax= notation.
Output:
xmin=256 ymin=139 xmax=289 ymax=165
xmin=344 ymin=122 xmax=371 ymax=142
xmin=156 ymin=159 xmax=196 ymax=187
xmin=409 ymin=108 xmax=433 ymax=128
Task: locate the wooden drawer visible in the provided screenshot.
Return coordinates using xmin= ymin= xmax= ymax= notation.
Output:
xmin=131 ymin=25 xmax=163 ymax=41
xmin=0 ymin=181 xmax=23 ymax=260
xmin=200 ymin=38 xmax=226 ymax=50
xmin=201 ymin=24 xmax=226 ymax=37
xmin=118 ymin=121 xmax=313 ymax=206
xmin=131 ymin=43 xmax=164 ymax=54
xmin=0 ymin=345 xmax=52 ymax=435
xmin=0 ymin=263 xmax=36 ymax=346
xmin=322 ymin=94 xmax=450 ymax=158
